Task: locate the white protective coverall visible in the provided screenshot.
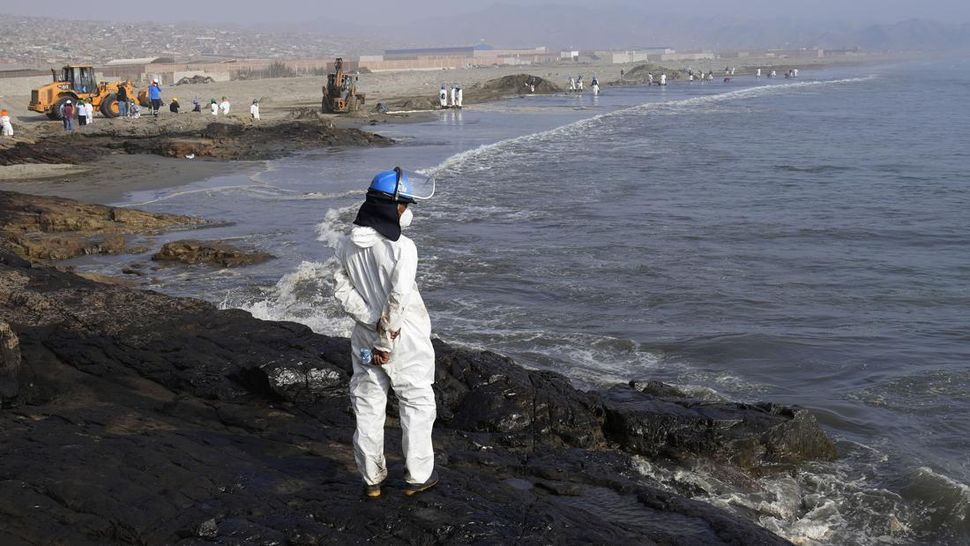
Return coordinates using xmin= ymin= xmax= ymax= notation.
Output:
xmin=439 ymin=87 xmax=448 ymax=108
xmin=455 ymin=87 xmax=463 ymax=108
xmin=1 ymin=115 xmax=13 ymax=137
xmin=334 ymin=225 xmax=436 ymax=486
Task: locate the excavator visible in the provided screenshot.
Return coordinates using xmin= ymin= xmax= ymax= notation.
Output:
xmin=321 ymin=57 xmax=365 ymax=114
xmin=29 ymin=65 xmax=138 ymax=119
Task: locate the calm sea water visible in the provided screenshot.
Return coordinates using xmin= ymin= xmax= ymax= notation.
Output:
xmin=83 ymin=59 xmax=970 ymax=544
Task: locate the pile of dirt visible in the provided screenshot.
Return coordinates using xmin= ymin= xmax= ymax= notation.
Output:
xmin=287 ymin=107 xmax=331 ymax=123
xmin=616 ymin=64 xmax=682 ymax=83
xmin=477 ymin=74 xmax=560 ymax=94
xmin=382 ymin=96 xmax=440 ymax=111
xmin=175 ymin=75 xmax=215 ymax=86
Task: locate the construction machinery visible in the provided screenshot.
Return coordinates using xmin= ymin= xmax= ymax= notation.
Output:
xmin=322 ymin=57 xmax=365 ymax=114
xmin=29 ymin=65 xmax=137 ymax=119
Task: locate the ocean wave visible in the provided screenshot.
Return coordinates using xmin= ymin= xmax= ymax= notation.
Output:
xmin=902 ymin=466 xmax=970 ymax=539
xmin=315 ymin=204 xmax=357 ymax=248
xmin=775 ymin=165 xmax=854 ymax=174
xmin=635 ymin=439 xmax=915 ymax=545
xmin=221 ymin=259 xmax=353 ymax=337
xmin=123 ymin=183 xmax=298 ymax=207
xmin=421 ymin=76 xmax=877 ymax=179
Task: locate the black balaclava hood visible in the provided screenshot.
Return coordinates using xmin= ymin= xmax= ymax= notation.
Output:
xmin=353 ymin=190 xmax=403 ymax=241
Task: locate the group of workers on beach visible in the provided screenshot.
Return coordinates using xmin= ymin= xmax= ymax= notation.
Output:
xmin=438 ymin=84 xmax=463 ymax=109
xmin=567 ymin=75 xmax=601 ymax=95
xmin=35 ymin=78 xmax=263 ymax=132
xmin=755 ymin=68 xmax=798 ymax=79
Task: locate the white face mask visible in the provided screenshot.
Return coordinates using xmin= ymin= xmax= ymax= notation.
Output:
xmin=399 ymin=207 xmax=413 ymax=228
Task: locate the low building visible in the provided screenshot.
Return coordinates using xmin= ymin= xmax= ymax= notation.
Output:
xmin=599 ymin=48 xmax=676 ymax=64
xmin=348 ymin=46 xmax=554 ymax=72
xmin=660 ymin=51 xmax=716 ymax=62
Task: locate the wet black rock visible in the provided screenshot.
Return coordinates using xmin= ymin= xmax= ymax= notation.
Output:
xmin=601 ymin=381 xmax=838 ymax=472
xmin=430 ymin=343 xmax=606 ymax=449
xmin=0 ymin=250 xmax=806 ymax=545
xmin=0 ymin=320 xmax=20 ymax=405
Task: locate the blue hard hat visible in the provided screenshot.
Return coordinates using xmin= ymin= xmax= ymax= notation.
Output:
xmin=368 ymin=167 xmax=435 ymax=202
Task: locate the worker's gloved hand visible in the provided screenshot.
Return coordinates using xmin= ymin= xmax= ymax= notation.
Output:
xmin=375 ymin=319 xmax=401 ymax=340
xmin=371 ymin=348 xmax=391 ymax=366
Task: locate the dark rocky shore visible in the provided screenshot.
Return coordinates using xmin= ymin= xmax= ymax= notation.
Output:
xmin=0 ymin=240 xmax=838 ymax=544
xmin=0 ymin=117 xmax=391 ymax=167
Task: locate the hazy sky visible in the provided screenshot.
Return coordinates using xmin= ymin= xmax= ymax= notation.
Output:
xmin=3 ymin=0 xmax=969 ymax=25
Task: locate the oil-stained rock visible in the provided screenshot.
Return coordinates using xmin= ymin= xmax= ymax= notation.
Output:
xmin=0 ymin=249 xmax=808 ymax=545
xmin=152 ymin=240 xmax=274 ymax=268
xmin=601 ymin=381 xmax=838 ymax=471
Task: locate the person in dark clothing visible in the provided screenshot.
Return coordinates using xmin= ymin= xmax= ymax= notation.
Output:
xmin=169 ymin=97 xmax=180 ymax=113
xmin=116 ymin=84 xmax=129 ymax=117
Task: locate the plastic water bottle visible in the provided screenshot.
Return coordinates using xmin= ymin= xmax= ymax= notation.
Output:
xmin=359 ymin=348 xmax=372 ymax=365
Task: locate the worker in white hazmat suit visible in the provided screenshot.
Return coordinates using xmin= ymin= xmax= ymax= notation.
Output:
xmin=450 ymin=85 xmax=457 ymax=108
xmin=455 ymin=85 xmax=463 ymax=109
xmin=333 ymin=167 xmax=438 ymax=499
xmin=439 ymin=85 xmax=448 ymax=108
xmin=1 ymin=109 xmax=14 ymax=137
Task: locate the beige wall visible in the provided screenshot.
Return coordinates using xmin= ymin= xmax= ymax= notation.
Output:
xmin=0 ymin=75 xmax=57 ymax=98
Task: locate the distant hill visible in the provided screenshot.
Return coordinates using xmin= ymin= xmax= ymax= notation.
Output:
xmin=279 ymin=5 xmax=970 ymax=52
xmin=851 ymin=19 xmax=970 ymax=50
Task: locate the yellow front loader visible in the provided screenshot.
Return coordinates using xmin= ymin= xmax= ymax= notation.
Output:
xmin=29 ymin=65 xmax=138 ymax=119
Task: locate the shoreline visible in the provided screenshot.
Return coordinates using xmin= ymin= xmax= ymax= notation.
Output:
xmin=0 ymin=52 xmax=909 ymax=203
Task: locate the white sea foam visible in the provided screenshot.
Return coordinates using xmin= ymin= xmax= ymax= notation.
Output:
xmin=219 ymin=203 xmax=358 ymax=337
xmin=315 ymin=204 xmax=356 ymax=248
xmin=634 ymin=439 xmax=916 ymax=546
xmin=246 ymin=159 xmax=280 ymax=185
xmin=222 ymin=259 xmax=353 ymax=337
xmin=284 ymin=189 xmax=362 ymax=201
xmin=123 ymin=183 xmax=298 ymax=207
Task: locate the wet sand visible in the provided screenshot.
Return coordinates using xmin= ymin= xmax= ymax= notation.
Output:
xmin=0 ymin=155 xmax=247 ymax=204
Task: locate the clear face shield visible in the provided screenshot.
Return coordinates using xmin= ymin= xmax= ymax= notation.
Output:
xmin=393 ymin=167 xmax=436 ymax=201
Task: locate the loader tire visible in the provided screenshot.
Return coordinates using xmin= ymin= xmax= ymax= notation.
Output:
xmin=100 ymin=94 xmax=119 ymax=118
xmin=51 ymin=96 xmax=74 ymax=120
